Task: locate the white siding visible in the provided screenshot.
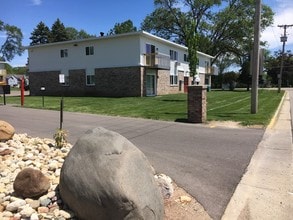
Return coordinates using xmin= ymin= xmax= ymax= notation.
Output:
xmin=27 ymin=31 xmax=214 ymax=78
xmin=28 ymin=35 xmax=140 ymax=72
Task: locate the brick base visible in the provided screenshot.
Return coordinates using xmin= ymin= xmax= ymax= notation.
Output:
xmin=187 ymin=86 xmax=207 ymax=123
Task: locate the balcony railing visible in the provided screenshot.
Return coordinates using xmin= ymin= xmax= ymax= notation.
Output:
xmin=144 ymin=53 xmax=170 ymax=70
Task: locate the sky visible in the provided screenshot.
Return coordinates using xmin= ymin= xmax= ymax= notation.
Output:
xmin=1 ymin=0 xmax=293 ymax=67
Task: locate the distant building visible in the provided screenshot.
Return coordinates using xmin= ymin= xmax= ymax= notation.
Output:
xmin=26 ymin=31 xmax=217 ymax=97
xmin=0 ymin=61 xmax=7 ymax=85
xmin=6 ymin=75 xmax=19 ymax=87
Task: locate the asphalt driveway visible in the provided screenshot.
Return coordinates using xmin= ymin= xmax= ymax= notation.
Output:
xmin=1 ymin=105 xmax=264 ymax=219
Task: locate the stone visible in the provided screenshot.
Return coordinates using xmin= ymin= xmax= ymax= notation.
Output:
xmin=0 ymin=149 xmax=13 ymax=156
xmin=0 ymin=120 xmax=15 ymax=141
xmin=25 ymin=198 xmax=40 ymax=209
xmin=155 ymin=174 xmax=174 ymax=199
xmin=0 ymin=204 xmax=5 ymax=212
xmin=13 ymin=168 xmax=50 ymax=198
xmin=179 ymin=195 xmax=192 ymax=203
xmin=59 ymin=210 xmax=73 ymax=219
xmin=30 ymin=213 xmax=39 ymax=220
xmin=59 ymin=127 xmax=164 ymax=220
xmin=39 ymin=198 xmax=51 ymax=207
xmin=5 ymin=199 xmax=26 ymax=212
xmin=19 ymin=205 xmax=35 ymax=218
xmin=37 ymin=206 xmax=49 ymax=213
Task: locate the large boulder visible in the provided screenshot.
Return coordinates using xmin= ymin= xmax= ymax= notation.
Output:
xmin=13 ymin=168 xmax=50 ymax=198
xmin=59 ymin=127 xmax=164 ymax=220
xmin=0 ymin=120 xmax=15 ymax=141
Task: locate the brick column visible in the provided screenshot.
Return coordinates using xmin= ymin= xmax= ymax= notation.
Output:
xmin=187 ymin=85 xmax=207 ymax=123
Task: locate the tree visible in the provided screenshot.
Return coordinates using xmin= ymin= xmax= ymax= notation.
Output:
xmin=0 ymin=20 xmax=23 ymax=62
xmin=66 ymin=27 xmax=95 ymax=40
xmin=223 ymin=71 xmax=238 ymax=91
xmin=238 ymin=57 xmax=251 ymax=90
xmin=50 ymin=18 xmax=69 ymax=42
xmin=30 ymin=21 xmax=51 ymax=45
xmin=141 ymin=0 xmax=274 ymax=65
xmin=267 ymin=50 xmax=293 ymax=87
xmin=108 ymin=19 xmax=137 ymax=35
xmin=185 ymin=20 xmax=198 ymax=82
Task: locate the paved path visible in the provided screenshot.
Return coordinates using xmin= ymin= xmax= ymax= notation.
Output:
xmin=1 ymin=103 xmax=264 ymax=219
xmin=223 ymin=90 xmax=293 ymax=219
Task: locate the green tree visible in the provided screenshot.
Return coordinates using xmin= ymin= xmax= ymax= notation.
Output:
xmin=50 ymin=18 xmax=69 ymax=42
xmin=108 ymin=19 xmax=137 ymax=35
xmin=185 ymin=20 xmax=198 ymax=82
xmin=30 ymin=21 xmax=51 ymax=45
xmin=223 ymin=71 xmax=238 ymax=91
xmin=66 ymin=27 xmax=95 ymax=40
xmin=0 ymin=20 xmax=23 ymax=61
xmin=141 ymin=0 xmax=274 ymax=64
xmin=267 ymin=50 xmax=293 ymax=87
xmin=238 ymin=57 xmax=251 ymax=90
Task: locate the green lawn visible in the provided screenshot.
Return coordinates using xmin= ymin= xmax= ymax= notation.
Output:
xmin=2 ymin=89 xmax=284 ymax=126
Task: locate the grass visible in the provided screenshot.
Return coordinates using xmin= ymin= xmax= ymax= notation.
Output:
xmin=2 ymin=89 xmax=284 ymax=126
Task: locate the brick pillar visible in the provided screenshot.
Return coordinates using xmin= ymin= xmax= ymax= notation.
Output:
xmin=187 ymin=85 xmax=207 ymax=123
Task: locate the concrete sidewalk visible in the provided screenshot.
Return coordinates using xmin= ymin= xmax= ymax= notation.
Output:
xmin=222 ymin=92 xmax=293 ymax=219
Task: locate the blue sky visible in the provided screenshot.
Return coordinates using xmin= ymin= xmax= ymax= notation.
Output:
xmin=1 ymin=0 xmax=293 ymax=67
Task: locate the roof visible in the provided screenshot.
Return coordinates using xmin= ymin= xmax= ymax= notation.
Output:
xmin=25 ymin=31 xmax=214 ymax=59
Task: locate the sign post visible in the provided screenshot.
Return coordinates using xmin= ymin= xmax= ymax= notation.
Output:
xmin=59 ymin=74 xmax=65 ymax=130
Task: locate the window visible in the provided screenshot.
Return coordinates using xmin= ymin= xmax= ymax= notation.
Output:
xmin=205 ymin=61 xmax=211 ymax=73
xmin=146 ymin=44 xmax=155 ymax=54
xmin=60 ymin=49 xmax=68 ymax=58
xmin=145 ymin=44 xmax=156 ymax=66
xmin=184 ymin=54 xmax=188 ymax=62
xmin=86 ymin=73 xmax=95 ymax=86
xmin=170 ymin=50 xmax=178 ymax=60
xmin=170 ymin=73 xmax=178 ymax=85
xmin=85 ymin=46 xmax=94 ymax=55
xmin=60 ymin=71 xmax=70 ymax=86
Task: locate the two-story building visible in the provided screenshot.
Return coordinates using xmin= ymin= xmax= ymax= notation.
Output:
xmin=26 ymin=31 xmax=216 ymax=97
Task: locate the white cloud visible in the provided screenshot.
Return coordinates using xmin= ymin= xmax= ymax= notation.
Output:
xmin=261 ymin=3 xmax=293 ymax=51
xmin=275 ymin=0 xmax=293 ymax=9
xmin=31 ymin=0 xmax=42 ymax=6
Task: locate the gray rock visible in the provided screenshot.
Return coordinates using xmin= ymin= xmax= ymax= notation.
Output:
xmin=5 ymin=199 xmax=26 ymax=212
xmin=13 ymin=168 xmax=50 ymax=198
xmin=59 ymin=127 xmax=164 ymax=220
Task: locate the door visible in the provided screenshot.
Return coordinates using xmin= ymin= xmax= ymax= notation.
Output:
xmin=184 ymin=77 xmax=189 ymax=93
xmin=146 ymin=70 xmax=157 ymax=96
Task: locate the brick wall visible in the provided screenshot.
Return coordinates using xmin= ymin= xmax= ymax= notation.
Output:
xmin=157 ymin=70 xmax=185 ymax=95
xmin=95 ymin=67 xmax=143 ymax=97
xmin=187 ymin=86 xmax=207 ymax=123
xmin=29 ymin=66 xmax=190 ymax=97
xmin=29 ymin=67 xmax=143 ymax=97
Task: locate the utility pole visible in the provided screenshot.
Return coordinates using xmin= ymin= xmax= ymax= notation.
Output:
xmin=277 ymin=24 xmax=293 ymax=93
xmin=251 ymin=0 xmax=261 ymax=114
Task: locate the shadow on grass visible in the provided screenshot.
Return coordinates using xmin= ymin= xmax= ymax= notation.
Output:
xmin=161 ymin=99 xmax=185 ymax=102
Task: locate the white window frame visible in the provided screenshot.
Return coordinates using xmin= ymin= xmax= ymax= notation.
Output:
xmin=60 ymin=49 xmax=68 ymax=58
xmin=86 ymin=72 xmax=95 ymax=86
xmin=61 ymin=71 xmax=70 ymax=86
xmin=170 ymin=71 xmax=178 ymax=86
xmin=85 ymin=46 xmax=94 ymax=56
xmin=170 ymin=50 xmax=178 ymax=61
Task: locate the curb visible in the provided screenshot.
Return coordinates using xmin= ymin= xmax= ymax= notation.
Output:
xmin=267 ymin=90 xmax=287 ymax=129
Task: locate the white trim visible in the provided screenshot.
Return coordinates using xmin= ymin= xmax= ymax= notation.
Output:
xmin=25 ymin=31 xmax=215 ymax=59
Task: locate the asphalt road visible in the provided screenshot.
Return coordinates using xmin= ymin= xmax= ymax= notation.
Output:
xmin=1 ymin=104 xmax=264 ymax=219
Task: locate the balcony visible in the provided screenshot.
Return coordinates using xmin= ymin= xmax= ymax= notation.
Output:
xmin=205 ymin=66 xmax=219 ymax=75
xmin=144 ymin=53 xmax=170 ymax=70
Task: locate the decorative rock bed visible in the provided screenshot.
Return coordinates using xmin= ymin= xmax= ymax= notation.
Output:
xmin=0 ymin=133 xmax=75 ymax=219
xmin=0 ymin=132 xmax=173 ymax=220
